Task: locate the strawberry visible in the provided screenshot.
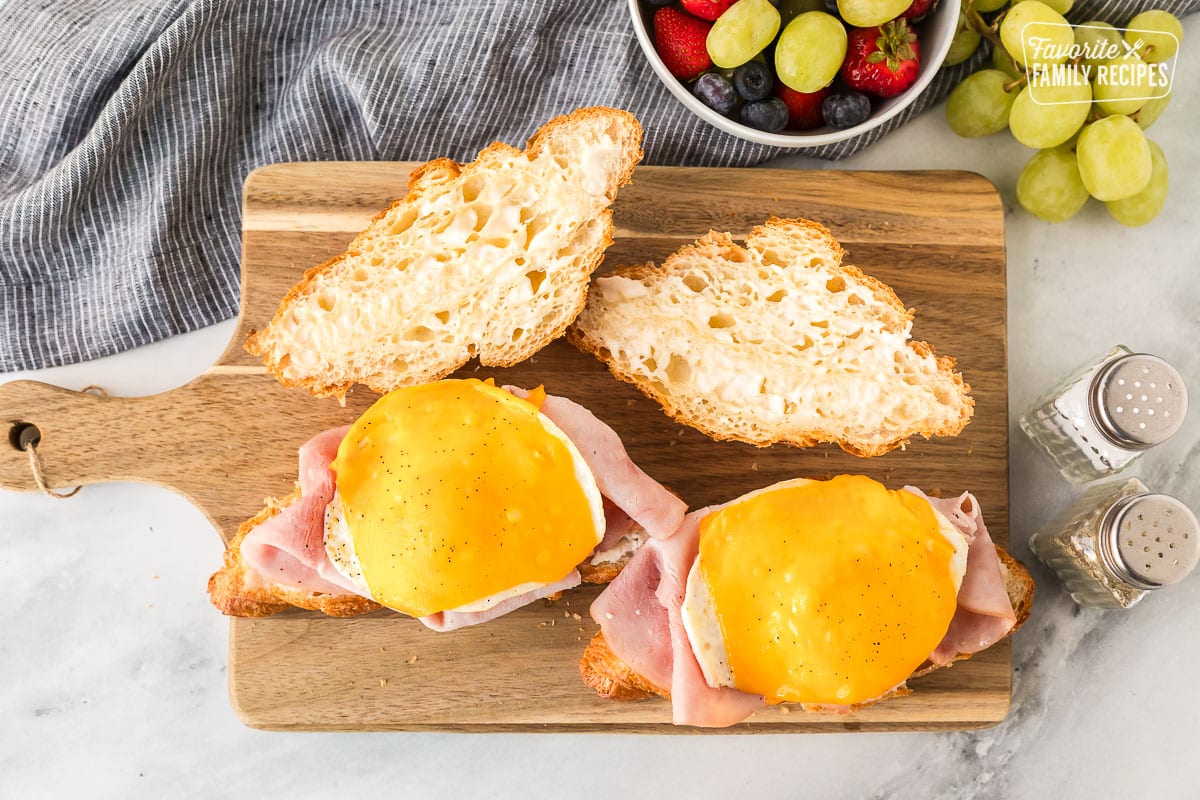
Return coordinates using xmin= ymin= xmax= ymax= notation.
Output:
xmin=841 ymin=20 xmax=921 ymax=99
xmin=653 ymin=7 xmax=714 ymax=80
xmin=775 ymin=84 xmax=829 ymax=130
xmin=902 ymin=0 xmax=938 ymax=22
xmin=681 ymin=0 xmax=738 ymax=21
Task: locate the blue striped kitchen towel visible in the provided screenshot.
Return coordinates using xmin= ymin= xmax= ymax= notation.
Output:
xmin=0 ymin=0 xmax=1194 ymax=370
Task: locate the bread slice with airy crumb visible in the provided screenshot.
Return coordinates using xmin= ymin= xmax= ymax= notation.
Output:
xmin=246 ymin=107 xmax=643 ymax=400
xmin=579 ymin=547 xmax=1034 ymax=709
xmin=568 ymin=217 xmax=973 ymax=457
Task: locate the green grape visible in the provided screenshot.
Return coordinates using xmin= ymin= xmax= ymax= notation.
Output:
xmin=1009 ymin=69 xmax=1090 ymax=148
xmin=1135 ymin=91 xmax=1171 ymax=129
xmin=778 ymin=0 xmax=825 ymax=25
xmin=1106 ymin=140 xmax=1168 ymax=225
xmin=1126 ymin=10 xmax=1183 ymax=63
xmin=1074 ymin=21 xmax=1124 ymax=73
xmin=775 ymin=12 xmax=847 ymax=92
xmin=974 ymin=0 xmax=1010 ymax=13
xmin=992 ymin=44 xmax=1024 ymax=79
xmin=707 ymin=0 xmax=781 ymax=69
xmin=946 ymin=70 xmax=1020 ymax=137
xmin=837 ymin=0 xmax=911 ymax=28
xmin=1017 ymin=146 xmax=1091 ymax=222
xmin=1093 ymin=53 xmax=1160 ymax=115
xmin=1059 ymin=128 xmax=1082 ymax=150
xmin=1000 ymin=2 xmax=1072 ymax=69
xmin=945 ymin=12 xmax=983 ymax=66
xmin=1040 ymin=0 xmax=1073 ymax=14
xmin=1076 ymin=116 xmax=1152 ymax=201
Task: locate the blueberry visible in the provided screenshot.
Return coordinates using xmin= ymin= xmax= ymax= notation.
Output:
xmin=740 ymin=98 xmax=789 ymax=132
xmin=693 ymin=72 xmax=738 ymax=116
xmin=732 ymin=61 xmax=773 ymax=102
xmin=824 ymin=0 xmax=839 ymax=14
xmin=644 ymin=0 xmax=674 ymax=6
xmin=821 ymin=91 xmax=871 ymax=129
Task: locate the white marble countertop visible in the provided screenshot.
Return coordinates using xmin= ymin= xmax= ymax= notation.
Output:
xmin=3 ymin=18 xmax=1198 ymax=798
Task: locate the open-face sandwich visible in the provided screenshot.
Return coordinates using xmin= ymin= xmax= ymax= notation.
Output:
xmin=208 ymin=379 xmax=686 ymax=630
xmin=580 ymin=474 xmax=1033 ymax=726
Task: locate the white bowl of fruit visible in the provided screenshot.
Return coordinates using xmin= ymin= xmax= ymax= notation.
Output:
xmin=629 ymin=0 xmax=958 ymax=145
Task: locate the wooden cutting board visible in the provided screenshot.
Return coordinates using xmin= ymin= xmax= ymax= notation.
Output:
xmin=0 ymin=164 xmax=1008 ymax=732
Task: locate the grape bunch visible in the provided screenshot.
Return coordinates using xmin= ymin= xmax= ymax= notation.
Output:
xmin=944 ymin=3 xmax=1181 ymax=225
xmin=649 ymin=0 xmax=939 ymax=133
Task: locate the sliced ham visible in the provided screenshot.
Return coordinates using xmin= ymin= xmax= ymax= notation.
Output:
xmin=905 ymin=487 xmax=1018 ymax=665
xmin=591 ymin=535 xmax=674 ymax=692
xmin=593 ymin=505 xmax=765 ymax=727
xmin=239 ymin=425 xmax=363 ymax=597
xmin=506 ymin=386 xmax=687 ymax=539
xmin=420 ymin=570 xmax=582 ymax=632
xmin=592 ymin=486 xmax=1018 ymax=725
xmin=590 ymin=500 xmax=644 ymax=565
xmin=930 ymin=606 xmax=1017 ymax=666
xmin=237 ymin=386 xmax=681 ymax=630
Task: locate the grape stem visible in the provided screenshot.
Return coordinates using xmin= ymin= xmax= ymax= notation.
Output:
xmin=964 ymin=5 xmax=1014 ymax=71
xmin=997 ymin=45 xmax=1025 ymax=76
xmin=965 ymin=5 xmax=1027 ymax=92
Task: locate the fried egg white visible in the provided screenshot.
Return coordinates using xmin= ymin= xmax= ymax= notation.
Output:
xmin=680 ymin=477 xmax=969 ymax=703
xmin=323 ymin=380 xmax=604 ymax=616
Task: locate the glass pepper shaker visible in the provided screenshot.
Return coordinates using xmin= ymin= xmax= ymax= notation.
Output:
xmin=1029 ymin=478 xmax=1200 ymax=608
xmin=1019 ymin=346 xmax=1188 ymax=484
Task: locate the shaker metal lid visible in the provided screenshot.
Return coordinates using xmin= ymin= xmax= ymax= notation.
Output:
xmin=1090 ymin=354 xmax=1188 ymax=448
xmin=1103 ymin=494 xmax=1200 ymax=589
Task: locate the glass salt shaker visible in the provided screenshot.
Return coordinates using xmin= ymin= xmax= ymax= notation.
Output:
xmin=1019 ymin=346 xmax=1188 ymax=484
xmin=1029 ymin=478 xmax=1200 ymax=608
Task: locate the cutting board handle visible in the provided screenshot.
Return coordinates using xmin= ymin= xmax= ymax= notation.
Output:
xmin=0 ymin=378 xmax=229 ymax=496
xmin=0 ymin=370 xmax=355 ymax=543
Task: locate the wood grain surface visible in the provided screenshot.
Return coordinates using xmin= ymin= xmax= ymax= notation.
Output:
xmin=0 ymin=163 xmax=1008 ymax=732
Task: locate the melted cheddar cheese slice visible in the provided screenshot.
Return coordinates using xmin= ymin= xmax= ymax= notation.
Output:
xmin=695 ymin=475 xmax=962 ymax=706
xmin=329 ymin=379 xmax=603 ymax=616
